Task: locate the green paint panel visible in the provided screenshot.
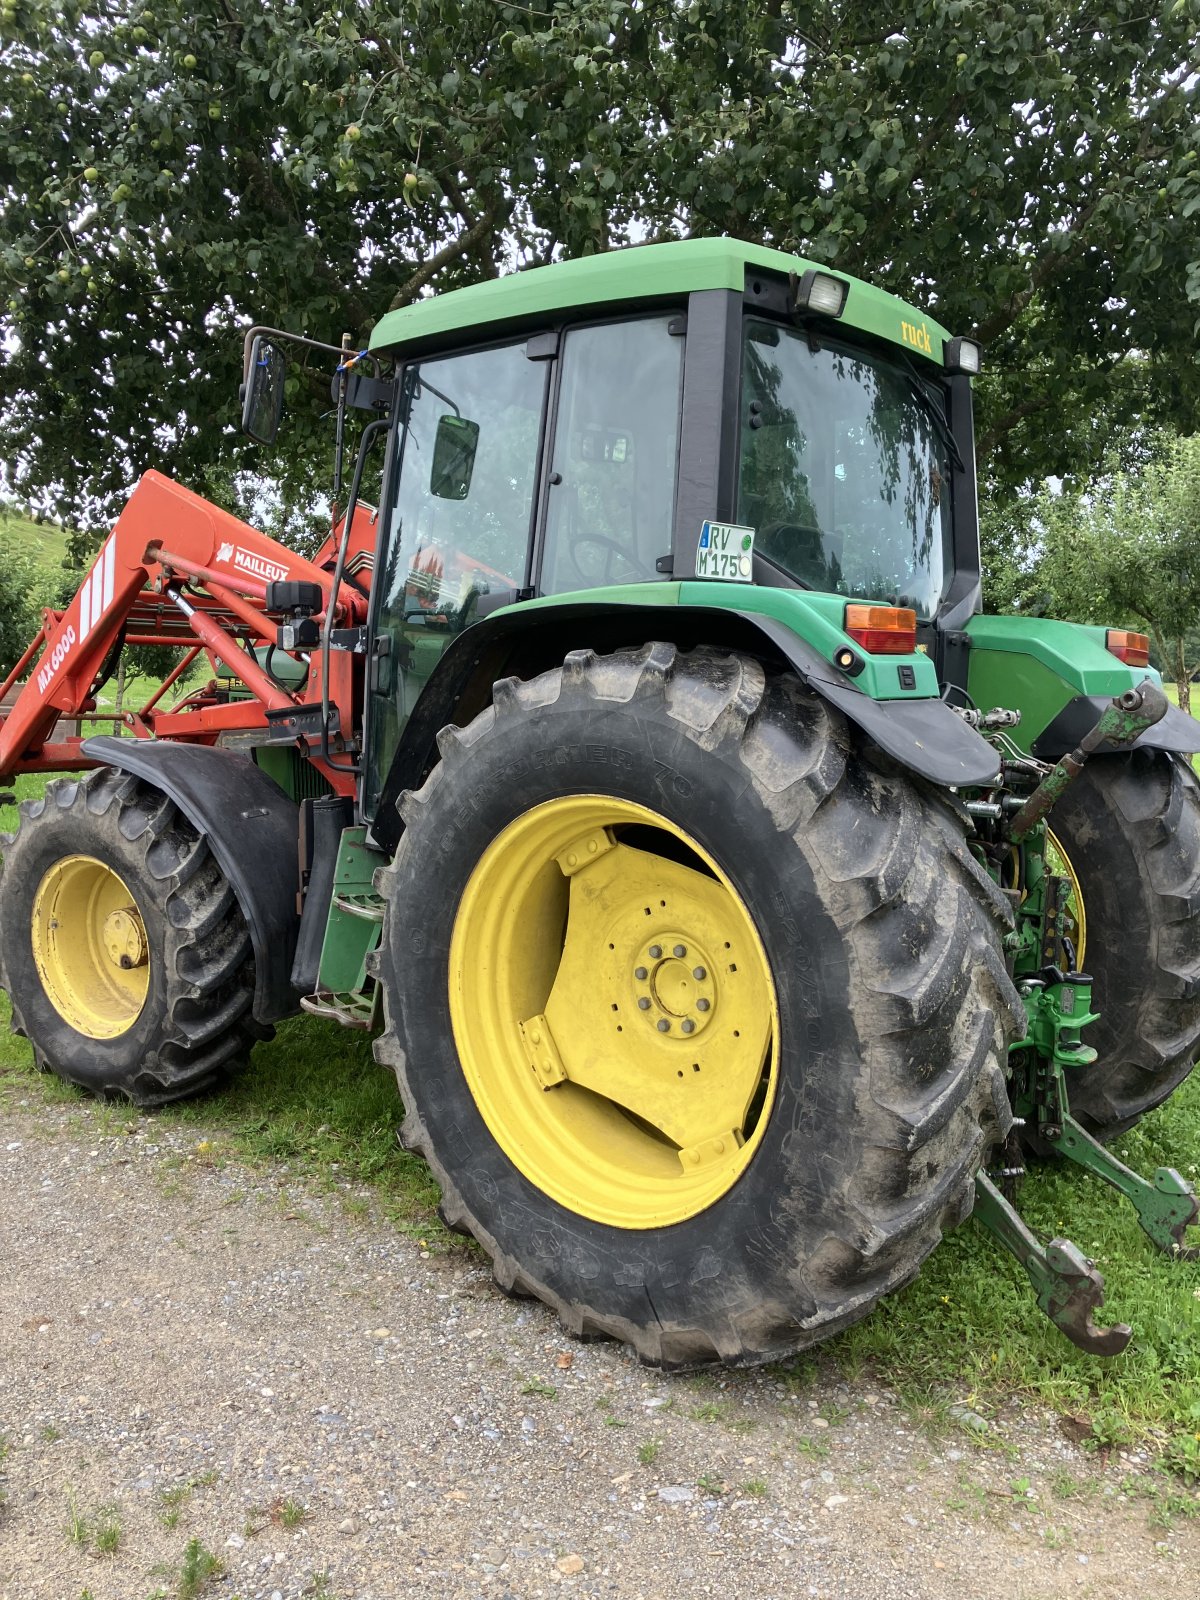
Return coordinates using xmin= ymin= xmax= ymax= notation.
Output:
xmin=680 ymin=582 xmax=939 ymax=699
xmin=499 ymin=581 xmax=939 ymax=701
xmin=370 ymin=239 xmax=951 ymax=367
xmin=514 ymin=582 xmax=683 ymax=613
xmin=317 ymin=827 xmax=383 ymax=996
xmin=966 ymin=615 xmax=1161 ymax=754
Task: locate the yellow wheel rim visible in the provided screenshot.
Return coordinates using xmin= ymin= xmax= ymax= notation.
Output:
xmin=449 ymin=796 xmax=780 ymax=1229
xmin=30 ymin=855 xmax=150 ymax=1039
xmin=1045 ymin=826 xmax=1087 ymax=970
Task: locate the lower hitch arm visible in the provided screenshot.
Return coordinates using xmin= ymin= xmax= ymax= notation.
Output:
xmin=973 ymin=1173 xmax=1132 ymax=1357
xmin=1045 ymin=1115 xmax=1200 ymax=1261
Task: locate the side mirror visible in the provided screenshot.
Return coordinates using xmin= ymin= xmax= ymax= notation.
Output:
xmin=241 ymin=336 xmax=286 ymax=444
xmin=430 ymin=414 xmax=480 ymax=500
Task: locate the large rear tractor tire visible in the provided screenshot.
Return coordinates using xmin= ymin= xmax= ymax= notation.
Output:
xmin=0 ymin=768 xmax=266 ymax=1105
xmin=1037 ymin=750 xmax=1200 ymax=1140
xmin=374 ymin=644 xmax=1023 ymax=1368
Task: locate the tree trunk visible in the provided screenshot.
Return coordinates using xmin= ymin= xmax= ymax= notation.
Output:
xmin=113 ymin=655 xmax=126 ymax=721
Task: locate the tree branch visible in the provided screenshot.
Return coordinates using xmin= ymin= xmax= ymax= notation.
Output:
xmin=388 ymin=209 xmax=501 ymax=310
xmin=976 ymin=392 xmax=1057 ymax=461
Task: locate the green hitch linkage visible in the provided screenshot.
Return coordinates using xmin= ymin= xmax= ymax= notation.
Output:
xmin=1038 ymin=1056 xmax=1200 ymax=1261
xmin=1020 ymin=939 xmax=1200 ymax=1260
xmin=1008 ymin=678 xmax=1169 ymax=845
xmin=973 ymin=1172 xmax=1133 ymax=1356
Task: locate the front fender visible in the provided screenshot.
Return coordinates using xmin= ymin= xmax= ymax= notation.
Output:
xmin=81 ymin=737 xmax=301 ymax=1023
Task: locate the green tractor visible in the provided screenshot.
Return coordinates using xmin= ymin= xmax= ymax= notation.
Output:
xmin=2 ymin=238 xmax=1198 ymax=1366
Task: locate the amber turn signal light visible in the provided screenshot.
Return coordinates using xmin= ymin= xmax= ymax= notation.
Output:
xmin=844 ymin=604 xmax=917 ymax=655
xmin=1106 ymin=629 xmax=1150 ymax=668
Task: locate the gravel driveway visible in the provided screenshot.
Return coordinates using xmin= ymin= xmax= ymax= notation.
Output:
xmin=1 ymin=1094 xmax=1196 ymax=1600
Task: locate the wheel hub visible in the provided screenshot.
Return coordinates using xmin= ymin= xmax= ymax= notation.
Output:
xmin=103 ymin=906 xmax=149 ymax=971
xmin=632 ymin=937 xmax=715 ymax=1036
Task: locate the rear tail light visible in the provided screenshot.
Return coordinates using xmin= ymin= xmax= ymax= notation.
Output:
xmin=844 ymin=604 xmax=917 ymax=655
xmin=1106 ymin=629 xmax=1150 ymax=668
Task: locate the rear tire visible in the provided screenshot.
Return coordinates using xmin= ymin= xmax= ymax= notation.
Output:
xmin=1037 ymin=750 xmax=1200 ymax=1139
xmin=0 ymin=767 xmax=266 ymax=1105
xmin=374 ymin=644 xmax=1022 ymax=1367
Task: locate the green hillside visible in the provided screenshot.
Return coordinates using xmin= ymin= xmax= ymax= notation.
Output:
xmin=0 ymin=506 xmax=80 ymax=588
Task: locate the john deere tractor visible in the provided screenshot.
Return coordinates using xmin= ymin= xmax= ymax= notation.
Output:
xmin=2 ymin=239 xmax=1198 ymax=1366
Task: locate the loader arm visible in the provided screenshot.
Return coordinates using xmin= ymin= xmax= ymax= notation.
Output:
xmin=0 ymin=471 xmax=368 ymax=793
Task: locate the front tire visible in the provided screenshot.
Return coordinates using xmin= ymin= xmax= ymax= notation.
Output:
xmin=0 ymin=767 xmax=266 ymax=1105
xmin=375 ymin=644 xmax=1022 ymax=1367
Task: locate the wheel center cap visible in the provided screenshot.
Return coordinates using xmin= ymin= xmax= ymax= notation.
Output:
xmin=652 ymin=958 xmax=694 ymax=1016
xmin=103 ymin=906 xmax=148 ymax=971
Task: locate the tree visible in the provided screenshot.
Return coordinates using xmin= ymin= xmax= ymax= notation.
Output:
xmin=988 ymin=435 xmax=1200 ymax=714
xmin=1 ymin=2 xmax=1198 ymax=536
xmin=0 ymin=551 xmax=38 ymax=679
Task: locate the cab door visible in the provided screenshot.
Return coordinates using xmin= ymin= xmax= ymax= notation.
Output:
xmin=362 ymin=337 xmax=549 ymax=819
xmin=536 ymin=316 xmax=684 ymax=595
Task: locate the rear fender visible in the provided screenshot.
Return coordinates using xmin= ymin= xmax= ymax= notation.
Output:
xmin=966 ymin=614 xmax=1200 ymax=758
xmin=82 ymin=736 xmax=301 ymax=1023
xmin=370 ymin=597 xmax=1000 ymax=851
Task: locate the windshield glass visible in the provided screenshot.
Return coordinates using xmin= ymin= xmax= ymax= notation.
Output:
xmin=738 ymin=318 xmax=953 ymax=618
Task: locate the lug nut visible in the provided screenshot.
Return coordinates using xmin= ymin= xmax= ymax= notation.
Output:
xmin=673 ymin=944 xmax=686 ymax=958
xmin=648 ymin=944 xmax=662 ymax=959
xmin=693 ymin=966 xmax=706 ymax=980
xmin=637 ymin=997 xmax=651 ymax=1011
xmin=634 ymin=966 xmax=648 ymax=980
xmin=657 ymin=1019 xmax=670 ymax=1033
xmin=696 ymin=998 xmax=710 ymax=1012
xmin=681 ymin=1019 xmax=695 ymax=1034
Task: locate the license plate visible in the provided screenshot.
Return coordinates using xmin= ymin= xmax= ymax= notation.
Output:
xmin=696 ymin=521 xmax=755 ymax=582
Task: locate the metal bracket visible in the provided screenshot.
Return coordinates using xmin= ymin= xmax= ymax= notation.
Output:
xmin=519 ymin=1013 xmax=568 ymax=1089
xmin=330 ymin=625 xmax=369 ymax=654
xmin=1045 ymin=1113 xmax=1200 ymax=1260
xmin=264 ymin=702 xmax=337 ymax=746
xmin=973 ymin=1173 xmax=1132 ymax=1356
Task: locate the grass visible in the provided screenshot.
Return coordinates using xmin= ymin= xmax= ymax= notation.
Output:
xmin=272 ymin=1496 xmax=309 ymax=1528
xmin=0 ymin=506 xmax=77 ymax=586
xmin=1162 ymin=681 xmax=1200 ymax=772
xmin=177 ymin=1537 xmax=223 ymax=1599
xmin=63 ymin=1494 xmax=121 ymax=1556
xmin=821 ymin=1073 xmax=1200 ymax=1481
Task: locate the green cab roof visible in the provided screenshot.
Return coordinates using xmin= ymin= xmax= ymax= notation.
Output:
xmin=368 ymin=237 xmax=951 ymax=364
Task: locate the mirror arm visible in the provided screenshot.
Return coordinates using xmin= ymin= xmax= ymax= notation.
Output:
xmin=332 ymin=331 xmax=351 ymax=507
xmin=240 ymin=324 xmax=383 ymax=385
xmin=415 ymin=376 xmax=461 ymax=418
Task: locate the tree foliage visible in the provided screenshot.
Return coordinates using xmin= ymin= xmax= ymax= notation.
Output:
xmin=0 ymin=550 xmax=38 ymax=677
xmin=1 ymin=1 xmax=1198 ymax=537
xmin=982 ymin=434 xmax=1200 ymax=713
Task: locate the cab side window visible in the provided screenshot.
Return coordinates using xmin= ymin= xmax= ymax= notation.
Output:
xmin=364 ymin=340 xmax=546 ymax=817
xmin=539 ymin=318 xmax=683 ymax=595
